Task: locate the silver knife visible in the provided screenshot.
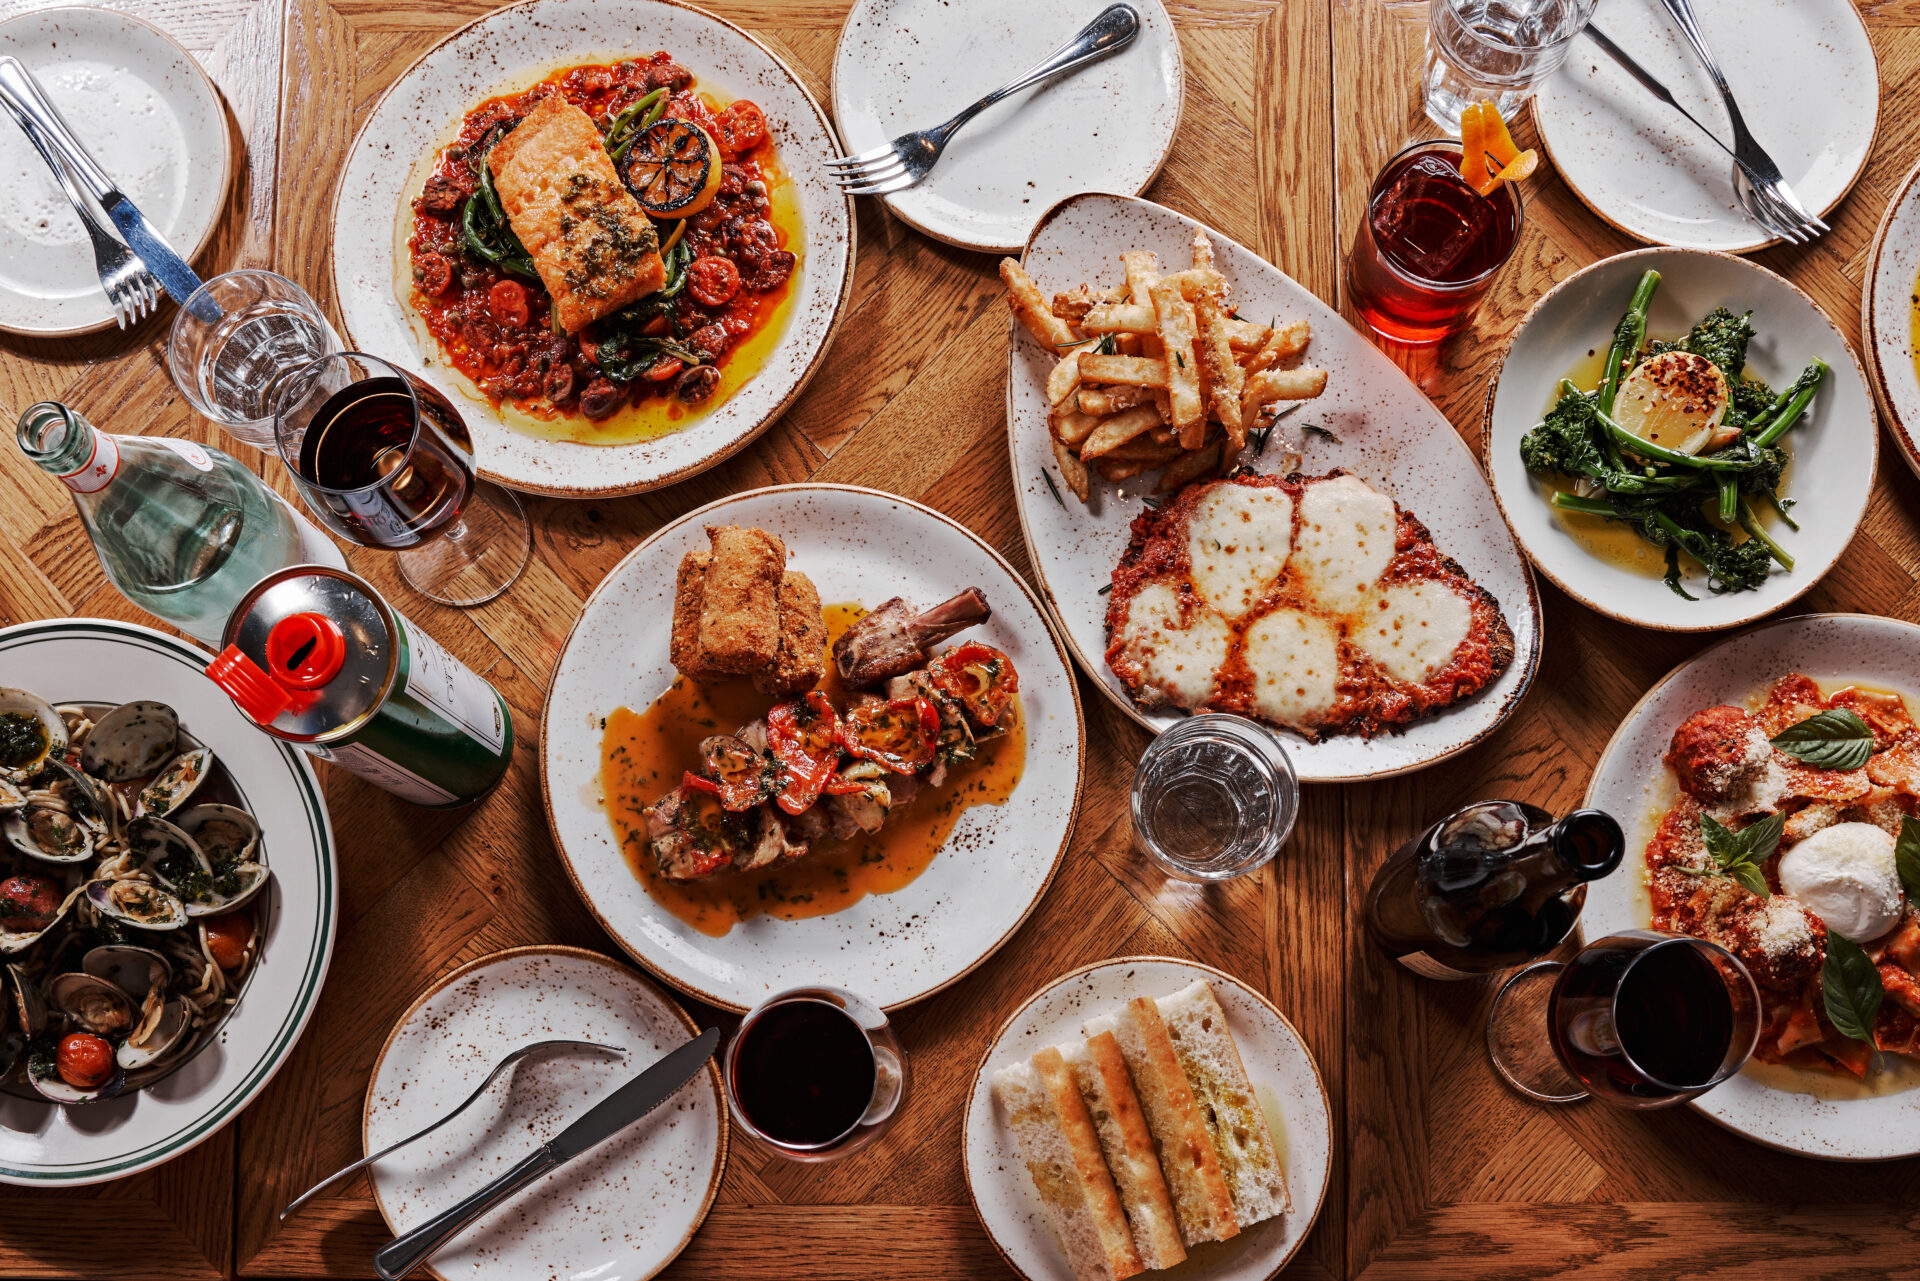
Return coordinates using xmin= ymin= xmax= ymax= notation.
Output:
xmin=0 ymin=55 xmax=218 ymax=322
xmin=371 ymin=1025 xmax=720 ymax=1281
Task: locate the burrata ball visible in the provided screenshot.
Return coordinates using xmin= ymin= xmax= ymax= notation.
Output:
xmin=1776 ymin=822 xmax=1905 ymax=942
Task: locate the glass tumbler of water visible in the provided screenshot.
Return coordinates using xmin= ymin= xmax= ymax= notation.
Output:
xmin=1131 ymin=714 xmax=1298 ymax=881
xmin=166 ymin=270 xmax=341 ymax=449
xmin=1423 ymin=0 xmax=1596 ymax=132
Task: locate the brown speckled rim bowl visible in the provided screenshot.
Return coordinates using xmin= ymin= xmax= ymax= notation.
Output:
xmin=1860 ymin=153 xmax=1920 ymax=483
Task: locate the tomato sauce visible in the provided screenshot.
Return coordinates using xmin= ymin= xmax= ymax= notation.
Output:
xmin=405 ymin=52 xmax=802 ymax=445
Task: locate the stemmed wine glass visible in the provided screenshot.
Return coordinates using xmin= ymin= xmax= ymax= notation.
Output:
xmin=272 ymin=352 xmax=530 ymax=607
xmin=1486 ymin=928 xmax=1761 ymax=1106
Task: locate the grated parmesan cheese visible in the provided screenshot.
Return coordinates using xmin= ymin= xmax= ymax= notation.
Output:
xmin=1706 ymin=728 xmax=1788 ymax=821
xmin=1753 ymin=896 xmax=1814 ymax=959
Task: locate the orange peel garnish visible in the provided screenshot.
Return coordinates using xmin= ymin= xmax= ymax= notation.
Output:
xmin=1457 ymin=100 xmax=1538 ymax=197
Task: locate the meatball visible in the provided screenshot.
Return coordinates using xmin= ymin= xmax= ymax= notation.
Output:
xmin=413 ymin=172 xmax=468 ymax=218
xmin=1665 ymin=704 xmax=1765 ymax=803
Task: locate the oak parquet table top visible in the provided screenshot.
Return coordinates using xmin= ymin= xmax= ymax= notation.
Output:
xmin=2 ymin=0 xmax=1917 ymax=1277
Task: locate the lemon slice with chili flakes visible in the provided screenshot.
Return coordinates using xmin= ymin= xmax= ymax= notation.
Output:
xmin=621 ymin=119 xmax=724 ymax=217
xmin=1458 ymin=102 xmax=1539 ymax=196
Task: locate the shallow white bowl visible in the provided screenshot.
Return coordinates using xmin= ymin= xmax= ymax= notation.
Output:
xmin=1484 ymin=246 xmax=1875 ymax=633
xmin=1862 ymin=154 xmax=1920 ymax=482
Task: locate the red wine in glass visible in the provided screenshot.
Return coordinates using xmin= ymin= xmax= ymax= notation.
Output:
xmin=729 ymin=998 xmax=877 ymax=1147
xmin=289 ymin=374 xmax=473 ymax=550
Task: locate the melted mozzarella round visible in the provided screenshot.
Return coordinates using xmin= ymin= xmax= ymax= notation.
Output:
xmin=1117 ymin=581 xmax=1230 ymax=710
xmin=1354 ymin=583 xmax=1473 ymax=684
xmin=1187 ymin=484 xmax=1294 ymax=619
xmin=1292 ymin=475 xmax=1397 ymax=614
xmin=1243 ymin=607 xmax=1341 ymax=728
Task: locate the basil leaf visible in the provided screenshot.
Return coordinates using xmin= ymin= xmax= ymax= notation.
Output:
xmin=1822 ymin=932 xmax=1884 ymax=1043
xmin=1699 ymin=813 xmax=1741 ymax=865
xmin=1737 ymin=810 xmax=1786 ymax=864
xmin=1727 ymin=860 xmax=1770 ymax=900
xmin=1770 ymin=709 xmax=1874 ymax=771
xmin=1898 ymin=817 xmax=1920 ymax=905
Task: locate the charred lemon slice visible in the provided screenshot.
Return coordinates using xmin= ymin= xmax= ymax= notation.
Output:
xmin=622 ymin=119 xmax=723 ymax=217
xmin=1614 ymin=349 xmax=1731 ymax=456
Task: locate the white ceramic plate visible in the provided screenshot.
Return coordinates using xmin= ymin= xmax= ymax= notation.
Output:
xmin=830 ymin=0 xmax=1182 ymax=254
xmin=0 ymin=619 xmax=335 ymax=1186
xmin=1009 ymin=192 xmax=1542 ymax=781
xmin=1861 ymin=154 xmax=1920 ymax=482
xmin=332 ymin=0 xmax=854 ymax=499
xmin=1583 ymin=613 xmax=1920 ymax=1160
xmin=964 ymin=957 xmax=1331 ymax=1279
xmin=0 ymin=6 xmax=231 ymax=337
xmin=1535 ymin=0 xmax=1876 ymax=253
xmin=365 ymin=946 xmax=724 ymax=1281
xmin=541 ymin=484 xmax=1084 ymax=1012
xmin=1485 ymin=246 xmax=1875 ymax=633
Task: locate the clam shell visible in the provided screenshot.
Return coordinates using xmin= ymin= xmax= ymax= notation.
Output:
xmin=43 ymin=759 xmax=112 ymax=835
xmin=48 ymin=970 xmax=138 ymax=1037
xmin=0 ymin=882 xmax=78 ymax=954
xmin=0 ymin=777 xmax=25 ymax=813
xmin=136 ymin=748 xmax=212 ymax=818
xmin=82 ymin=944 xmax=171 ymax=1001
xmin=117 ymin=996 xmax=190 ymax=1071
xmin=3 ymin=805 xmax=95 ymax=864
xmin=0 ymin=688 xmax=67 ymax=780
xmin=78 ymin=701 xmax=179 ymax=782
xmin=85 ymin=878 xmax=188 ymax=931
xmin=8 ymin=963 xmax=46 ymax=1039
xmin=26 ymin=1038 xmax=125 ymax=1104
xmin=174 ymin=804 xmax=260 ymax=869
xmin=125 ymin=815 xmax=209 ymax=895
xmin=186 ymin=862 xmax=269 ymax=917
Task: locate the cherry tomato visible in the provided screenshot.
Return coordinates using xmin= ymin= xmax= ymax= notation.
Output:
xmin=57 ymin=1033 xmax=114 ymax=1089
xmin=414 ymin=252 xmax=453 ymax=297
xmin=487 ymin=279 xmax=530 ymax=328
xmin=695 ymin=735 xmax=779 ymax=811
xmin=0 ymin=875 xmax=61 ymax=933
xmin=687 ymin=256 xmax=741 ymax=307
xmin=202 ymin=912 xmax=254 ymax=971
xmin=840 ymin=697 xmax=939 ymax=774
xmin=766 ymin=692 xmax=844 ymax=813
xmin=712 ymin=101 xmax=767 ymax=157
xmin=929 ymin=641 xmax=1019 ymax=728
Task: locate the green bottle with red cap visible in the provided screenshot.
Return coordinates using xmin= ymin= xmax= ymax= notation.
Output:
xmin=206 ymin=565 xmax=513 ymax=807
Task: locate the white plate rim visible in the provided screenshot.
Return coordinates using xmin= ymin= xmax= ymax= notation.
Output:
xmin=538 ymin=481 xmax=1086 ymax=1013
xmin=1861 ymin=153 xmax=1920 ymax=481
xmin=961 ymin=954 xmax=1332 ymax=1280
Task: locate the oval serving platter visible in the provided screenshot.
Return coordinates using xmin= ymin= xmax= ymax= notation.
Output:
xmin=1007 ymin=191 xmax=1542 ymax=782
xmin=331 ymin=0 xmax=854 ymax=499
xmin=1584 ymin=613 xmax=1920 ymax=1160
xmin=541 ymin=484 xmax=1084 ymax=1013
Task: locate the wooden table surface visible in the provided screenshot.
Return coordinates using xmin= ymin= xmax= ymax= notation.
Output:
xmin=4 ymin=0 xmax=1920 ymax=1276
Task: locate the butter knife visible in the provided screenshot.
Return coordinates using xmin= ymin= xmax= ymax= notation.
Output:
xmin=371 ymin=1025 xmax=721 ymax=1281
xmin=0 ymin=55 xmax=218 ymax=322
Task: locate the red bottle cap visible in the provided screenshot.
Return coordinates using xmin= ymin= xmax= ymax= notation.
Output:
xmin=206 ymin=646 xmax=294 ymax=725
xmin=263 ymin=612 xmax=348 ymax=688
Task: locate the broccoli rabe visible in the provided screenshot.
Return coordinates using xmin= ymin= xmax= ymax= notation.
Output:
xmin=1645 ymin=306 xmax=1756 ymax=379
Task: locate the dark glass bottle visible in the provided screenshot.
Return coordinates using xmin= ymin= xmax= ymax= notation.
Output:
xmin=1364 ymin=800 xmax=1624 ymax=980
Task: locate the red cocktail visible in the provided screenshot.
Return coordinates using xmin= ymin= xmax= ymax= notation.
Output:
xmin=1348 ymin=139 xmax=1522 ymax=344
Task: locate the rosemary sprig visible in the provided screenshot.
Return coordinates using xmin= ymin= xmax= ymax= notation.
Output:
xmin=1041 ymin=469 xmax=1066 ymax=509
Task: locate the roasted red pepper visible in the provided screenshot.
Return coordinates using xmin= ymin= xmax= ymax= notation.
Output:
xmin=696 ymin=735 xmax=778 ymax=811
xmin=929 ymin=641 xmax=1019 ymax=727
xmin=840 ymin=696 xmax=939 ymax=774
xmin=766 ymin=692 xmax=844 ymax=814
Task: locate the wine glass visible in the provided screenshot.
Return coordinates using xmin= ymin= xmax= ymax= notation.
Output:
xmin=722 ymin=986 xmax=906 ymax=1162
xmin=1487 ymin=929 xmax=1761 ymax=1106
xmin=272 ymin=352 xmax=529 ymax=607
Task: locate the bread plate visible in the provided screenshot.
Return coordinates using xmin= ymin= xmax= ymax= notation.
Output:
xmin=0 ymin=620 xmax=335 ymax=1186
xmin=1484 ymin=246 xmax=1875 ymax=633
xmin=1862 ymin=153 xmax=1920 ymax=483
xmin=964 ymin=956 xmax=1330 ymax=1280
xmin=331 ymin=0 xmax=853 ymax=499
xmin=1583 ymin=613 xmax=1920 ymax=1160
xmin=541 ymin=484 xmax=1083 ymax=1012
xmin=1007 ymin=191 xmax=1541 ymax=781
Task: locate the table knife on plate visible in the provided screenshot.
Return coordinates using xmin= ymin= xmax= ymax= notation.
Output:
xmin=0 ymin=55 xmax=218 ymax=322
xmin=371 ymin=1025 xmax=721 ymax=1281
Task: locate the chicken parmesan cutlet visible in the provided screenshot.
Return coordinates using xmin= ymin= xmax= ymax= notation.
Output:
xmin=1103 ymin=471 xmax=1514 ymax=738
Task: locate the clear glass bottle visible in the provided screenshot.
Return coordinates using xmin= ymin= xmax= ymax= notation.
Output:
xmin=16 ymin=401 xmax=336 ymax=647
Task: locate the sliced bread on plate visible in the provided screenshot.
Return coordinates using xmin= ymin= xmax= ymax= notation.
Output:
xmin=1061 ymin=1034 xmax=1187 ymax=1271
xmin=1156 ymin=979 xmax=1290 ymax=1223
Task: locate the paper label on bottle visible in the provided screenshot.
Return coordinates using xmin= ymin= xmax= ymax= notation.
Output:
xmin=155 ymin=437 xmax=214 ymax=472
xmin=304 ymin=740 xmax=460 ymax=806
xmin=1397 ymin=950 xmax=1479 ymax=982
xmin=57 ymin=429 xmax=119 ymax=494
xmin=397 ymin=615 xmax=508 ymax=753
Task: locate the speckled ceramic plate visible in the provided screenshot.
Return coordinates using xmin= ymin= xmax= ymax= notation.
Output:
xmin=830 ymin=0 xmax=1182 ymax=254
xmin=1583 ymin=613 xmax=1920 ymax=1160
xmin=1862 ymin=154 xmax=1920 ymax=483
xmin=364 ymin=946 xmax=725 ymax=1281
xmin=0 ymin=620 xmax=334 ymax=1187
xmin=964 ymin=957 xmax=1331 ymax=1279
xmin=540 ymin=484 xmax=1084 ymax=1013
xmin=0 ymin=6 xmax=232 ymax=337
xmin=331 ymin=0 xmax=854 ymax=498
xmin=1535 ymin=0 xmax=1876 ymax=253
xmin=1485 ymin=246 xmax=1875 ymax=633
xmin=1009 ymin=192 xmax=1542 ymax=781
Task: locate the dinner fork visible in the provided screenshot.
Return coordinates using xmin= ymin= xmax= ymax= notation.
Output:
xmin=829 ymin=3 xmax=1141 ymax=196
xmin=1582 ymin=25 xmax=1820 ymax=245
xmin=1 ymin=100 xmax=159 ymax=327
xmin=278 ymin=1038 xmax=626 ymax=1222
xmin=1651 ymin=0 xmax=1828 ymax=239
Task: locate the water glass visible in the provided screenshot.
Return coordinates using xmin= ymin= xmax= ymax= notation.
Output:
xmin=166 ymin=269 xmax=341 ymax=449
xmin=1423 ymin=0 xmax=1596 ymax=132
xmin=1131 ymin=714 xmax=1297 ymax=882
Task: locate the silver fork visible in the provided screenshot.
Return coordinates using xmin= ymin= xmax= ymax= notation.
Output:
xmin=1 ymin=100 xmax=160 ymax=327
xmin=1652 ymin=0 xmax=1828 ymax=239
xmin=829 ymin=3 xmax=1141 ymax=196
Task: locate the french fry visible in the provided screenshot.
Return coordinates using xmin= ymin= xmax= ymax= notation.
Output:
xmin=1101 ymin=437 xmax=1185 ymax=464
xmin=1157 ymin=441 xmax=1222 ymax=491
xmin=1191 ymin=228 xmax=1215 ymax=270
xmin=1050 ymin=284 xmax=1102 ymax=324
xmin=1000 ymin=258 xmax=1076 ymax=348
xmin=1194 ymin=289 xmax=1245 ymax=450
xmin=1226 ymin=318 xmax=1273 ymax=352
xmin=1078 ymin=406 xmax=1164 ymax=461
xmin=1243 ymin=318 xmax=1312 ymax=377
xmin=1149 ymin=278 xmax=1205 ymax=447
xmin=1121 ymin=251 xmax=1160 ymax=305
xmin=1080 ymin=302 xmax=1157 ymax=335
xmin=1079 ymin=353 xmax=1170 ymax=387
xmin=1050 ymin=434 xmax=1090 ymax=501
xmin=1241 ymin=365 xmax=1328 ymax=431
xmin=1074 ymin=384 xmax=1150 ymax=417
xmin=1051 ymin=407 xmax=1101 ymax=447
xmin=1046 ymin=351 xmax=1083 ymax=406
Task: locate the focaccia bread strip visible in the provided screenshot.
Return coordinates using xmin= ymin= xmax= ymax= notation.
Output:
xmin=669 ymin=551 xmax=727 ymax=682
xmin=1155 ymin=981 xmax=1290 ymax=1224
xmin=757 ymin=571 xmax=826 ymax=697
xmin=697 ymin=525 xmax=787 ymax=673
xmin=1061 ymin=1036 xmax=1187 ymax=1270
